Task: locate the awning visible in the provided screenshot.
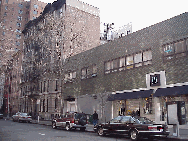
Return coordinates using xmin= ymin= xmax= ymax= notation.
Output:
xmin=107 ymin=89 xmax=154 ymax=101
xmin=154 ymin=85 xmax=188 ymax=97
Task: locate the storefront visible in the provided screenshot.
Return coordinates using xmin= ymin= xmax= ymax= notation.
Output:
xmin=108 ymin=89 xmax=155 ymax=120
xmin=154 ymin=85 xmax=188 ymax=123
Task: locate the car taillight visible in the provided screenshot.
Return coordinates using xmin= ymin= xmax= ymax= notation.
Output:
xmin=148 ymin=126 xmax=157 ymax=131
xmin=71 ymin=119 xmax=74 ymax=123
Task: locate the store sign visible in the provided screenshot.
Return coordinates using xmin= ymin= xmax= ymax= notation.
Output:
xmin=150 ymin=74 xmax=160 ymax=86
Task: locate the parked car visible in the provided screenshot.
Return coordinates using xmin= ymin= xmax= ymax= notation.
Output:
xmin=93 ymin=116 xmax=170 ymax=141
xmin=52 ymin=112 xmax=88 ymax=131
xmin=12 ymin=112 xmax=21 ymax=122
xmin=18 ymin=113 xmax=32 ymax=123
xmin=0 ymin=113 xmax=3 ymax=119
xmin=12 ymin=112 xmax=32 ymax=123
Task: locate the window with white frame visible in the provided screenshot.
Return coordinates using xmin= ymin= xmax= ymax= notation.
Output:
xmin=126 ymin=55 xmax=134 ymax=69
xmin=16 ymin=34 xmax=21 ymax=39
xmin=17 ymin=22 xmax=21 ymax=27
xmin=34 ymin=4 xmax=38 ymax=9
xmin=16 ymin=29 xmax=21 ymax=33
xmin=33 ymin=10 xmax=37 ymax=14
xmin=119 ymin=57 xmax=125 ymax=71
xmin=18 ymin=3 xmax=23 ymax=8
xmin=18 ymin=10 xmax=23 ymax=14
xmin=143 ymin=50 xmax=152 ymax=65
xmin=81 ymin=64 xmax=97 ymax=79
xmin=17 ymin=16 xmax=22 ymax=20
xmin=104 ymin=49 xmax=152 ymax=74
xmin=163 ymin=38 xmax=188 ymax=61
xmin=65 ymin=71 xmax=76 ymax=82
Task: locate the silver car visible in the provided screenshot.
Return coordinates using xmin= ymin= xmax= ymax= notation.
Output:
xmin=12 ymin=112 xmax=21 ymax=122
xmin=18 ymin=113 xmax=32 ymax=123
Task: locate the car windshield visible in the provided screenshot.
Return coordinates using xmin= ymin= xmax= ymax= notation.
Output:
xmin=133 ymin=117 xmax=153 ymax=124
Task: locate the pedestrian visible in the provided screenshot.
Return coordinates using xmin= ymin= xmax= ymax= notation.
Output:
xmin=132 ymin=110 xmax=136 ymax=116
xmin=93 ymin=111 xmax=98 ymax=126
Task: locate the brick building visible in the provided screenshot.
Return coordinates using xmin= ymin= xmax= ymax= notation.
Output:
xmin=0 ymin=0 xmax=47 ymax=116
xmin=21 ymin=0 xmax=100 ymax=119
xmin=62 ymin=12 xmax=188 ymax=123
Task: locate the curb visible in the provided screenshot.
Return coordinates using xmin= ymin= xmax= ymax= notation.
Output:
xmin=31 ymin=121 xmax=188 ymax=140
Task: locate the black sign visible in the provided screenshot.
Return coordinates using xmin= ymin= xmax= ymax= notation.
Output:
xmin=150 ymin=74 xmax=160 ymax=86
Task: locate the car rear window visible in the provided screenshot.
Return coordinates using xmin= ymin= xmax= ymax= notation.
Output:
xmin=21 ymin=113 xmax=28 ymax=116
xmin=75 ymin=113 xmax=86 ymax=119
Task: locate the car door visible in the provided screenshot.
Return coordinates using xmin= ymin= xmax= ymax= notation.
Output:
xmin=107 ymin=116 xmax=122 ymax=134
xmin=118 ymin=116 xmax=131 ymax=134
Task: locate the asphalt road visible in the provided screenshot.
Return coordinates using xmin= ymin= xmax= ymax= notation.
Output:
xmin=0 ymin=119 xmax=180 ymax=141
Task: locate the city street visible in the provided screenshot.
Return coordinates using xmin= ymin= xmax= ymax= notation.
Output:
xmin=0 ymin=119 xmax=184 ymax=141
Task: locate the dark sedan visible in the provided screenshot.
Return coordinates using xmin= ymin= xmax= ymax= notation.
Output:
xmin=94 ymin=116 xmax=170 ymax=141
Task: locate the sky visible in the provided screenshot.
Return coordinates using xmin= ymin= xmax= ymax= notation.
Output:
xmin=40 ymin=0 xmax=188 ymax=33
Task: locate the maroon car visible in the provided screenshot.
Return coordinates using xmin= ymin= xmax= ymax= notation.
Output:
xmin=94 ymin=116 xmax=170 ymax=141
xmin=52 ymin=112 xmax=88 ymax=131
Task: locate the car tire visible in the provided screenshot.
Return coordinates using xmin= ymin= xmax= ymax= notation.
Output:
xmin=65 ymin=123 xmax=71 ymax=131
xmin=129 ymin=129 xmax=139 ymax=141
xmin=98 ymin=127 xmax=105 ymax=136
xmin=80 ymin=127 xmax=86 ymax=131
xmin=52 ymin=122 xmax=57 ymax=129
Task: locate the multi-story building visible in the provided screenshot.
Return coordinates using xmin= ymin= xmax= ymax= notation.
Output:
xmin=0 ymin=0 xmax=47 ymax=116
xmin=21 ymin=0 xmax=100 ymax=119
xmin=0 ymin=73 xmax=5 ymax=112
xmin=61 ymin=12 xmax=188 ymax=123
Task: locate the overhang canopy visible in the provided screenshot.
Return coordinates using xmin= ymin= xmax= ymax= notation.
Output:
xmin=108 ymin=89 xmax=154 ymax=101
xmin=154 ymin=85 xmax=188 ymax=97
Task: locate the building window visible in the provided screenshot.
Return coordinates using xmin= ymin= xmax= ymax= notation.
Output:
xmin=6 ymin=0 xmax=8 ymax=4
xmin=33 ymin=10 xmax=37 ymax=14
xmin=143 ymin=50 xmax=152 ymax=65
xmin=43 ymin=99 xmax=45 ymax=112
xmin=46 ymin=99 xmax=48 ymax=112
xmin=4 ymin=12 xmax=7 ymax=16
xmin=104 ymin=61 xmax=113 ymax=74
xmin=126 ymin=55 xmax=134 ymax=69
xmin=105 ymin=49 xmax=152 ymax=74
xmin=55 ymin=80 xmax=58 ymax=91
xmin=17 ymin=22 xmax=21 ymax=27
xmin=163 ymin=39 xmax=187 ymax=61
xmin=15 ymin=41 xmax=20 ymax=46
xmin=43 ymin=81 xmax=45 ymax=92
xmin=64 ymin=71 xmax=76 ymax=83
xmin=41 ymin=82 xmax=42 ymax=93
xmin=81 ymin=64 xmax=97 ymax=79
xmin=16 ymin=29 xmax=21 ymax=33
xmin=134 ymin=52 xmax=142 ymax=67
xmin=34 ymin=4 xmax=38 ymax=9
xmin=55 ymin=98 xmax=58 ymax=109
xmin=16 ymin=34 xmax=21 ymax=39
xmin=40 ymin=99 xmax=41 ymax=112
xmin=17 ymin=16 xmax=22 ymax=20
xmin=18 ymin=3 xmax=23 ymax=8
xmin=18 ymin=10 xmax=23 ymax=14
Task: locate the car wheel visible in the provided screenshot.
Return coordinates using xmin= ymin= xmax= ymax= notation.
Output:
xmin=52 ymin=122 xmax=57 ymax=129
xmin=65 ymin=124 xmax=71 ymax=131
xmin=130 ymin=129 xmax=138 ymax=141
xmin=80 ymin=127 xmax=86 ymax=131
xmin=98 ymin=127 xmax=105 ymax=136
